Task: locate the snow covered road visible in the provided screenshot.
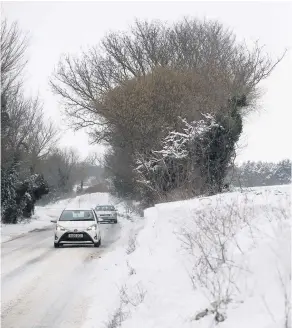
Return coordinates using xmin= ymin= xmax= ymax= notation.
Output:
xmin=1 ymin=222 xmax=122 ymax=328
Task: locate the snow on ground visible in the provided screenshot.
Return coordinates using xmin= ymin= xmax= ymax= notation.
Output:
xmin=1 ymin=192 xmax=120 ymax=243
xmin=80 ymin=215 xmax=145 ymax=328
xmin=1 ymin=190 xmax=144 ymax=328
xmin=83 ymin=185 xmax=290 ymax=328
xmin=1 ymin=185 xmax=290 ymax=327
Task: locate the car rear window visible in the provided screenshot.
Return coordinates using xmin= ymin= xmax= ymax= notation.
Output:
xmin=59 ymin=210 xmax=95 ymax=221
xmin=95 ymin=205 xmax=115 ymax=211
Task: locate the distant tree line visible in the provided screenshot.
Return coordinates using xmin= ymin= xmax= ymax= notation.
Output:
xmin=51 ymin=17 xmax=284 ymax=206
xmin=227 ymin=159 xmax=291 ymax=188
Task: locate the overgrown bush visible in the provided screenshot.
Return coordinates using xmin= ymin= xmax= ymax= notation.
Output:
xmin=1 ymin=164 xmax=49 ymax=223
xmin=51 ymin=18 xmax=284 ymax=204
xmin=135 ymin=96 xmax=245 ymax=202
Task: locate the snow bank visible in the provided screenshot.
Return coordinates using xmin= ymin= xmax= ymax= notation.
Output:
xmin=95 ymin=185 xmax=290 ymax=328
xmin=81 ymin=215 xmax=145 ymax=328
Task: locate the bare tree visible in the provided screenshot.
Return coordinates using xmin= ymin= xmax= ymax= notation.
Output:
xmin=1 ymin=18 xmax=59 ymax=174
xmin=37 ymin=147 xmax=80 ymax=194
xmin=51 ymin=17 xmax=284 ymax=201
xmin=1 ymin=18 xmax=28 ymax=166
xmin=1 ymin=18 xmax=28 ymax=94
xmin=51 ymin=18 xmax=284 ymax=131
xmin=1 ymin=18 xmax=66 ymax=221
xmin=1 ymin=89 xmax=59 ymax=174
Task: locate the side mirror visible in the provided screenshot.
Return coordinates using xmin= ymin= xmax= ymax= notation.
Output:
xmin=50 ymin=220 xmax=57 ymax=223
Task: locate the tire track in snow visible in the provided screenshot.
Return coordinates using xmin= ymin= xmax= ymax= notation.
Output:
xmin=1 ymin=248 xmax=55 ymax=283
xmin=1 ymin=228 xmax=53 ymax=257
xmin=1 ymin=247 xmax=102 ymax=328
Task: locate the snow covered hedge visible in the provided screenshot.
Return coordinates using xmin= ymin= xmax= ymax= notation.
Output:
xmin=1 ymin=164 xmax=49 ymax=224
xmin=135 ymin=97 xmax=244 ymax=203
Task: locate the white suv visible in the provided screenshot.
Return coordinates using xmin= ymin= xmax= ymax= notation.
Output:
xmin=51 ymin=208 xmax=101 ymax=248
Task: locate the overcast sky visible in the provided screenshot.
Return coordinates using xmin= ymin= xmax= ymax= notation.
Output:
xmin=2 ymin=1 xmax=292 ymax=163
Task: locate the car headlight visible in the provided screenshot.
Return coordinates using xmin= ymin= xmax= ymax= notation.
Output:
xmin=87 ymin=224 xmax=97 ymax=231
xmin=56 ymin=224 xmax=65 ymax=231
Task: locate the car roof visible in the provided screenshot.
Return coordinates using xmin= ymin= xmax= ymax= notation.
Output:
xmin=95 ymin=204 xmax=115 ymax=208
xmin=63 ymin=208 xmax=95 ymax=211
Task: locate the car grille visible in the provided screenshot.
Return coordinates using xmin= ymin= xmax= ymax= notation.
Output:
xmin=59 ymin=232 xmax=93 ymax=242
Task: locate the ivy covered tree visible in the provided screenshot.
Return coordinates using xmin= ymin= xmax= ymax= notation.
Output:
xmin=1 ymin=164 xmax=20 ymax=224
xmin=51 ymin=17 xmax=284 ymax=204
xmin=135 ymin=96 xmax=245 ymax=202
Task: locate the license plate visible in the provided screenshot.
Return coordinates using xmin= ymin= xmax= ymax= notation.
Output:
xmin=68 ymin=233 xmax=83 ymax=238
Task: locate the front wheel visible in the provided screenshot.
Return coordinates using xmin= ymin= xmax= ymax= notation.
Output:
xmin=54 ymin=243 xmax=59 ymax=248
xmin=94 ymin=238 xmax=101 ymax=248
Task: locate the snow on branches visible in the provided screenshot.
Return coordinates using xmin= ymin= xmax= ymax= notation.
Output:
xmin=134 ymin=114 xmax=224 ymax=196
xmin=155 ymin=114 xmax=222 ymax=160
xmin=135 ymin=114 xmax=222 ymax=170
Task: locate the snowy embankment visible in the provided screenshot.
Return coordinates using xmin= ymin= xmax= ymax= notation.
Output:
xmin=83 ymin=185 xmax=291 ymax=328
xmin=1 ymin=185 xmax=290 ymax=327
xmin=1 ymin=192 xmax=113 ymax=243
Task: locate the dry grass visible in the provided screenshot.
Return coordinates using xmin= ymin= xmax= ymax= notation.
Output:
xmin=180 ymin=192 xmax=290 ymax=323
xmin=105 ymin=283 xmax=147 ymax=327
xmin=105 ymin=307 xmax=129 ymax=328
xmin=126 ymin=234 xmax=137 ymax=255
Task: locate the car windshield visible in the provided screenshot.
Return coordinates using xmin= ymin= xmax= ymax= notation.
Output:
xmin=59 ymin=210 xmax=95 ymax=221
xmin=95 ymin=205 xmax=115 ymax=211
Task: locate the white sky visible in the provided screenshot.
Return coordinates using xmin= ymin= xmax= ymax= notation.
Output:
xmin=2 ymin=1 xmax=292 ymax=163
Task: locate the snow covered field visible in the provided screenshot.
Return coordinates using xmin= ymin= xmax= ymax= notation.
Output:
xmin=83 ymin=185 xmax=291 ymax=328
xmin=1 ymin=185 xmax=290 ymax=328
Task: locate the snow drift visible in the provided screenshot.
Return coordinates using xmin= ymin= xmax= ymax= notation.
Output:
xmin=90 ymin=185 xmax=291 ymax=328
